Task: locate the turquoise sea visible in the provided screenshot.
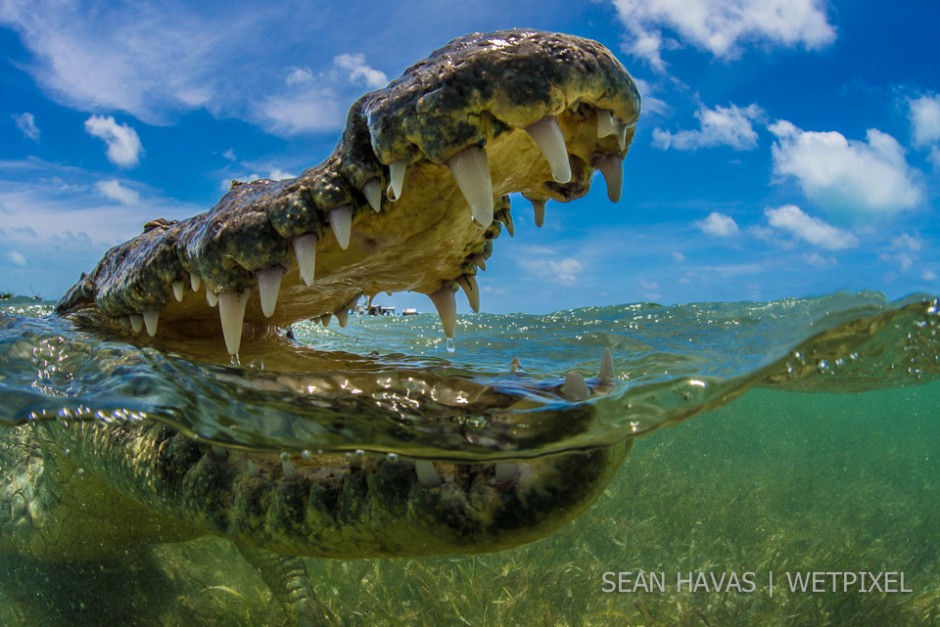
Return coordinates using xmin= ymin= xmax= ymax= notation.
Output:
xmin=0 ymin=291 xmax=938 ymax=625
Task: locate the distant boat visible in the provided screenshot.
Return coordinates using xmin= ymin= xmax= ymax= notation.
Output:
xmin=402 ymin=308 xmax=418 ymax=316
xmin=367 ymin=305 xmax=396 ymax=316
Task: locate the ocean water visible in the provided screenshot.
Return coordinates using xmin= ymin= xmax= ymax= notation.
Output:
xmin=0 ymin=291 xmax=938 ymax=625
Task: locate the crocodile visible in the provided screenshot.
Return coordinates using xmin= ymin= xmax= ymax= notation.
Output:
xmin=1 ymin=29 xmax=640 ymax=624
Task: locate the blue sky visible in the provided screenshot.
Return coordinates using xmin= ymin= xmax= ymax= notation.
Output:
xmin=1 ymin=0 xmax=938 ymax=314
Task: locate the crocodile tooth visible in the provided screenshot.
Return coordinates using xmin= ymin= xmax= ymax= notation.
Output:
xmin=218 ymin=290 xmax=250 ymax=355
xmin=561 ymin=371 xmax=590 ymax=401
xmin=493 ymin=462 xmax=518 ymax=483
xmin=470 ymin=253 xmax=487 ymax=271
xmin=595 ymin=155 xmax=623 ymax=203
xmin=616 ymin=123 xmax=628 ymax=151
xmin=531 ymin=198 xmax=546 ymax=228
xmin=190 ymin=272 xmax=202 ymax=292
xmin=428 ymin=285 xmax=457 ymax=338
xmin=596 ymin=108 xmax=617 ymax=139
xmin=171 ymin=280 xmax=184 ymax=302
xmin=329 ymin=205 xmax=353 ymax=250
xmin=129 ymin=314 xmax=143 ymax=334
xmin=525 ymin=116 xmax=572 ymax=184
xmin=362 ymin=178 xmax=382 ymax=212
xmin=387 ymin=159 xmax=407 ymax=201
xmin=455 ymin=275 xmax=480 ymax=313
xmin=497 ymin=209 xmax=514 ymax=237
xmin=281 ymin=457 xmax=299 ymax=479
xmin=447 ymin=146 xmax=494 ymax=227
xmin=206 ymin=288 xmax=218 ymax=308
xmin=320 ymin=314 xmax=331 ymax=327
xmin=142 ymin=309 xmax=159 ymax=337
xmin=292 ymin=233 xmax=318 ymax=286
xmin=256 ymin=266 xmax=284 ymax=318
xmin=415 ymin=460 xmax=443 ymax=488
xmin=335 ymin=306 xmax=349 ymax=328
xmin=598 ymin=347 xmax=615 ymax=386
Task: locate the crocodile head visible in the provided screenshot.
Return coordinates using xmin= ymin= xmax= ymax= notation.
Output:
xmin=49 ymin=29 xmax=641 ymax=560
xmin=56 ymin=29 xmax=639 ymax=355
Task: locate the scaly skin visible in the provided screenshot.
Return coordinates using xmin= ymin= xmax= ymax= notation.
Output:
xmin=4 ymin=30 xmax=641 ymax=624
xmin=56 ymin=29 xmax=639 ymax=345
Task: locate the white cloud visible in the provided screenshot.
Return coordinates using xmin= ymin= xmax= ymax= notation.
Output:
xmin=765 ymin=204 xmax=858 ymax=250
xmin=334 ymin=54 xmax=388 ymax=89
xmin=14 ymin=112 xmax=40 ymax=140
xmin=909 ymin=94 xmax=940 ymax=168
xmin=671 ymin=251 xmax=686 ymax=262
xmin=696 ymin=212 xmax=740 ymax=237
xmin=84 ymin=115 xmax=143 ymax=168
xmin=802 ymin=252 xmax=836 ymax=267
xmin=769 ymin=120 xmax=923 ymax=216
xmin=286 ymin=67 xmax=314 ymax=87
xmin=0 ymin=2 xmax=388 ymax=136
xmin=909 ymin=94 xmax=940 ymax=147
xmin=879 ymin=232 xmax=922 ymax=272
xmin=7 ymin=251 xmax=27 ymax=266
xmin=256 ymin=88 xmax=345 ymax=136
xmin=519 ymin=249 xmax=584 ymax=287
xmin=654 ymin=103 xmax=763 ymax=150
xmin=610 ymin=0 xmax=835 ymax=71
xmin=95 ymin=179 xmax=140 ymax=205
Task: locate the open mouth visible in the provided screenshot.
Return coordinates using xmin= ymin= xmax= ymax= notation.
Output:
xmin=56 ymin=29 xmax=640 ymax=357
xmin=40 ymin=29 xmax=641 ymax=566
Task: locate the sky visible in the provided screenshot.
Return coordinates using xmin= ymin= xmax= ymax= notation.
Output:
xmin=1 ymin=0 xmax=938 ymax=314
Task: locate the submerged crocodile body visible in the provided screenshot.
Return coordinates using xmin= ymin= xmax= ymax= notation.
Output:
xmin=1 ymin=30 xmax=639 ymax=623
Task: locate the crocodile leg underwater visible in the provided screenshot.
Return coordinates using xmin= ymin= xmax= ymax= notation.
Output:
xmin=2 ymin=29 xmax=640 ymax=623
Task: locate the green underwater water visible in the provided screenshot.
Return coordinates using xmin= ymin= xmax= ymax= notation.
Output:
xmin=140 ymin=385 xmax=937 ymax=626
xmin=0 ymin=292 xmax=938 ymax=625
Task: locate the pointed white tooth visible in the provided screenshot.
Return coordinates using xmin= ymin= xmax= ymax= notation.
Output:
xmin=329 ymin=205 xmax=353 ymax=250
xmin=561 ymin=371 xmax=591 ymax=402
xmin=470 ymin=253 xmax=487 ymax=271
xmin=171 ymin=280 xmax=184 ymax=302
xmin=415 ymin=460 xmax=443 ymax=488
xmin=447 ymin=147 xmax=494 ymax=227
xmin=616 ymin=123 xmax=628 ymax=151
xmin=387 ymin=159 xmax=407 ymax=201
xmin=525 ymin=116 xmax=571 ymax=184
xmin=142 ymin=309 xmax=159 ymax=337
xmin=218 ymin=290 xmax=250 ymax=355
xmin=292 ymin=233 xmax=318 ymax=286
xmin=493 ymin=462 xmax=518 ymax=483
xmin=129 ymin=314 xmax=143 ymax=334
xmin=597 ymin=108 xmax=617 ymax=139
xmin=256 ymin=266 xmax=284 ymax=318
xmin=362 ymin=178 xmax=382 ymax=212
xmin=531 ymin=199 xmax=546 ymax=228
xmin=498 ymin=210 xmax=514 ymax=237
xmin=428 ymin=285 xmax=457 ymax=338
xmin=455 ymin=275 xmax=480 ymax=313
xmin=598 ymin=347 xmax=615 ymax=386
xmin=190 ymin=272 xmax=202 ymax=292
xmin=206 ymin=288 xmax=218 ymax=307
xmin=320 ymin=314 xmax=331 ymax=327
xmin=595 ymin=155 xmax=623 ymax=203
xmin=335 ymin=306 xmax=349 ymax=328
